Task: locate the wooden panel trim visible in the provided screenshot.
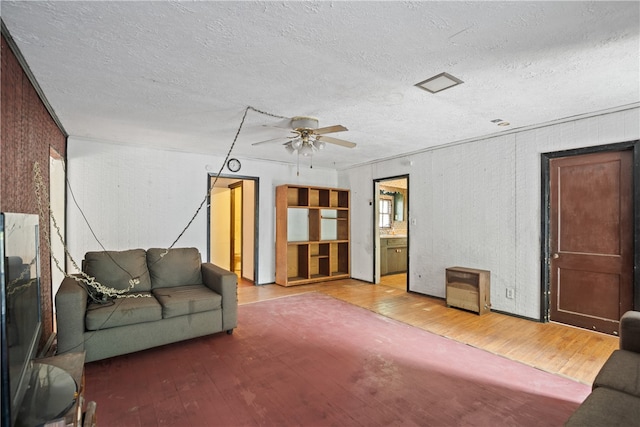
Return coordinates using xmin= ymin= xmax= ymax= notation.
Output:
xmin=541 ymin=140 xmax=640 ymax=322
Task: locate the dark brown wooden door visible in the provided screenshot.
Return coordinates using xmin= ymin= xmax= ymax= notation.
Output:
xmin=549 ymin=150 xmax=633 ymax=335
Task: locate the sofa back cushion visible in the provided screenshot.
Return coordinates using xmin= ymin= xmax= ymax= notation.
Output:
xmin=84 ymin=249 xmax=152 ymax=292
xmin=147 ymin=247 xmax=203 ymax=289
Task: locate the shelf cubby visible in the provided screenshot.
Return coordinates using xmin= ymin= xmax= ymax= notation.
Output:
xmin=287 ymin=186 xmax=309 ymax=207
xmin=286 ymin=244 xmax=309 ymax=283
xmin=331 ymin=242 xmax=350 ymax=276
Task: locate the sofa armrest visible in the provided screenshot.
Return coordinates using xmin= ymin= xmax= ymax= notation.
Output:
xmin=201 ymin=263 xmax=237 ymax=332
xmin=55 ymin=276 xmax=88 ymax=355
xmin=620 ymin=311 xmax=640 ymax=353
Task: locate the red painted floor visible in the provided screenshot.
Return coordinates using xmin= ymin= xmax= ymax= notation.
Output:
xmin=84 ymin=293 xmax=589 ymax=426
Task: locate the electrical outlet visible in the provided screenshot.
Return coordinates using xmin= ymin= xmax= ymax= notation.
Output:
xmin=506 ymin=288 xmax=515 ymax=299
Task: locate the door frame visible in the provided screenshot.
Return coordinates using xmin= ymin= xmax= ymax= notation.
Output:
xmin=540 ymin=140 xmax=640 ymax=322
xmin=373 ymin=174 xmax=410 ymax=289
xmin=49 ymin=147 xmax=66 ymax=317
xmin=207 ymin=174 xmax=260 ymax=284
xmin=229 ymin=181 xmax=243 ymax=275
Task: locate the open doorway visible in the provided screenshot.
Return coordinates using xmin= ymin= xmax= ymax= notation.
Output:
xmin=374 ymin=175 xmax=409 ymax=290
xmin=208 ymin=175 xmax=258 ymax=286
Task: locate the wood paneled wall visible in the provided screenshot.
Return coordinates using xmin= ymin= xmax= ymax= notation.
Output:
xmin=1 ymin=34 xmax=67 ymax=347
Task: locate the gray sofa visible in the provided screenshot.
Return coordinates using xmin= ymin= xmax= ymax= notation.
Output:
xmin=55 ymin=247 xmax=237 ymax=362
xmin=565 ymin=310 xmax=640 ymax=426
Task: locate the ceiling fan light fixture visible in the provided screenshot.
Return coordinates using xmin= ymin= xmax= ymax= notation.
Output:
xmin=415 ymin=72 xmax=463 ymax=94
xmin=252 ymin=116 xmax=356 ymax=166
xmin=299 ymin=143 xmax=314 ymax=157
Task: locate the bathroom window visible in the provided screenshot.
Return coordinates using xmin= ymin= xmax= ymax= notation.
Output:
xmin=379 ymin=198 xmax=392 ymax=228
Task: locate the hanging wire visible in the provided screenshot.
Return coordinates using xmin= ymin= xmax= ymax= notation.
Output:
xmin=167 ymin=106 xmax=288 ymax=250
xmin=34 ymin=161 xmax=145 ymax=299
xmin=34 ymin=105 xmax=290 ymax=297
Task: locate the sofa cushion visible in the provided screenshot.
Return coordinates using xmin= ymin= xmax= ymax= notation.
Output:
xmin=85 ymin=292 xmax=161 ymax=330
xmin=84 ymin=249 xmax=152 ymax=293
xmin=152 ymin=284 xmax=222 ymax=319
xmin=564 ymin=387 xmax=640 ymax=426
xmin=593 ymin=349 xmax=640 ymax=397
xmin=147 ymin=248 xmax=203 ymax=289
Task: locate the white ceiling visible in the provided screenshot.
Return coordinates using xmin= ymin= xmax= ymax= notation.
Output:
xmin=2 ymin=1 xmax=639 ymax=169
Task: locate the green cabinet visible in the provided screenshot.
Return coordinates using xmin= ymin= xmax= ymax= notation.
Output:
xmin=380 ymin=237 xmax=407 ymax=275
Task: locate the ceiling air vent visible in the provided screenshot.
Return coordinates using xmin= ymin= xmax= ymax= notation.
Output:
xmin=415 ymin=72 xmax=463 ymax=94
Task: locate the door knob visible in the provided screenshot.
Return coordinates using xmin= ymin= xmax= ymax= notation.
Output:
xmin=552 ymin=253 xmax=560 ymax=259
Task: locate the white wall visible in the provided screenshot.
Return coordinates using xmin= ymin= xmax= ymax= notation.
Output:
xmin=340 ymin=107 xmax=639 ymax=319
xmin=66 ymin=137 xmax=337 ymax=285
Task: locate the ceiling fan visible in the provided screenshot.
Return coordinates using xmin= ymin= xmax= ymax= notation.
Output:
xmin=251 ymin=116 xmax=356 ymax=158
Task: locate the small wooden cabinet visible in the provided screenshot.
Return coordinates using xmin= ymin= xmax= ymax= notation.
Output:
xmin=446 ymin=267 xmax=490 ymax=315
xmin=276 ymin=185 xmax=350 ymax=286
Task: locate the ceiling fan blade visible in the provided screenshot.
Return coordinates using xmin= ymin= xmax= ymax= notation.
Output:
xmin=313 ymin=125 xmax=348 ymax=135
xmin=251 ymin=137 xmax=288 ymax=146
xmin=261 ymin=117 xmax=292 ymax=129
xmin=251 ymin=131 xmax=299 ymax=146
xmin=315 ymin=135 xmax=356 ymax=148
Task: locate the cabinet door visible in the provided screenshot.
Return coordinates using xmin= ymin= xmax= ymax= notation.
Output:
xmin=380 ymin=247 xmax=388 ymax=275
xmin=397 ymin=248 xmax=407 ymax=271
xmin=387 ymin=248 xmax=398 ymax=273
xmin=387 ymin=247 xmax=406 ymax=273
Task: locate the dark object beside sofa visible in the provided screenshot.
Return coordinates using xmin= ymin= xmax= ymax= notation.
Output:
xmin=564 ymin=310 xmax=640 ymax=426
xmin=55 ymin=247 xmax=237 ymax=362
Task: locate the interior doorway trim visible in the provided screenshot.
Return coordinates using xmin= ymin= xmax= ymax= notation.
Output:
xmin=373 ymin=174 xmax=410 ymax=289
xmin=229 ymin=181 xmax=243 ymax=277
xmin=49 ymin=147 xmax=66 ymax=317
xmin=540 ymin=140 xmax=640 ymax=322
xmin=207 ymin=173 xmax=260 ymax=285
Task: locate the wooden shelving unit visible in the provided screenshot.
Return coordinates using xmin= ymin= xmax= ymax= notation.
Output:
xmin=276 ymin=185 xmax=350 ymax=286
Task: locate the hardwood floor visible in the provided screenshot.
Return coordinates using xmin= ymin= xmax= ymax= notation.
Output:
xmin=238 ymin=278 xmax=619 ymax=385
xmin=380 ymin=272 xmax=407 ymax=290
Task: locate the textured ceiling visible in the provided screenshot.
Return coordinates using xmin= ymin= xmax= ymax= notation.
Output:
xmin=2 ymin=1 xmax=639 ymax=169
